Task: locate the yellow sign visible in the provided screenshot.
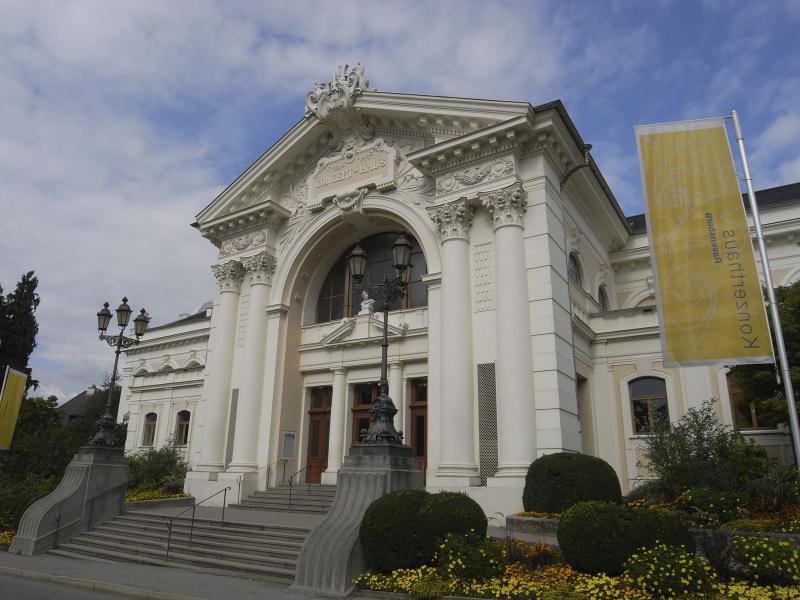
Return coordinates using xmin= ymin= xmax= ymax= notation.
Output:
xmin=0 ymin=367 xmax=27 ymax=450
xmin=635 ymin=118 xmax=773 ymax=367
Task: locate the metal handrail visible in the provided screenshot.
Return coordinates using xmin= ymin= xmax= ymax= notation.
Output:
xmin=165 ymin=486 xmax=230 ymax=559
xmin=286 ymin=465 xmax=311 ymax=509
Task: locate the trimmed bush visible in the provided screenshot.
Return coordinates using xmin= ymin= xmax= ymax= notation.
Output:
xmin=558 ymin=501 xmax=693 ymax=574
xmin=360 ymin=489 xmax=432 ymax=572
xmin=418 ymin=491 xmax=486 ymax=559
xmin=434 ymin=532 xmax=504 ymax=581
xmin=523 ymin=452 xmax=621 ymax=513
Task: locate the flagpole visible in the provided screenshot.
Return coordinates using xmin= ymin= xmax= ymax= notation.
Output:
xmin=730 ymin=109 xmax=800 ymax=472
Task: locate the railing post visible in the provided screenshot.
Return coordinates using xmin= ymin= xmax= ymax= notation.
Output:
xmin=189 ymin=505 xmax=196 ymax=544
xmin=166 ymin=520 xmax=172 ymax=559
xmin=54 ymin=512 xmax=61 ymax=549
xmin=288 ymin=478 xmax=293 ymax=510
xmin=221 ymin=488 xmax=227 ymax=526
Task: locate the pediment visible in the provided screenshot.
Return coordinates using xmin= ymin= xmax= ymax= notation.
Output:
xmin=194 ymin=65 xmax=532 ymax=245
xmin=319 ymin=314 xmax=408 ymax=347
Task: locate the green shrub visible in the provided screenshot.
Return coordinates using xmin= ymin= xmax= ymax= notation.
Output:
xmin=434 ymin=533 xmax=504 ymax=581
xmin=360 ymin=489 xmax=432 ymax=572
xmin=558 ymin=501 xmax=693 ymax=574
xmin=0 ymin=474 xmax=59 ymax=530
xmin=523 ymin=452 xmax=621 ymax=513
xmin=726 ymin=517 xmax=783 ymax=533
xmin=683 ymin=486 xmax=745 ymax=523
xmin=624 ymin=542 xmax=715 ymax=599
xmin=407 ymin=571 xmax=449 ymax=600
xmin=418 ymin=491 xmax=486 ymax=558
xmin=641 ymin=398 xmax=771 ymax=498
xmin=127 ymin=445 xmax=187 ymax=491
xmin=730 ymin=535 xmax=800 ymax=585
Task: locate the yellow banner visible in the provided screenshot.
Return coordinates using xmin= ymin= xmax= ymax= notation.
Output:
xmin=0 ymin=367 xmax=27 ymax=450
xmin=635 ymin=118 xmax=773 ymax=367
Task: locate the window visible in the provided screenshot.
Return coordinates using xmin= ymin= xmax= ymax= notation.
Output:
xmin=315 ymin=232 xmax=428 ymax=323
xmin=568 ymin=253 xmax=583 ymax=287
xmin=174 ymin=410 xmax=190 ymax=446
xmin=598 ymin=286 xmax=610 ymax=311
xmin=629 ymin=377 xmax=669 ymax=434
xmin=142 ymin=412 xmax=157 ymax=447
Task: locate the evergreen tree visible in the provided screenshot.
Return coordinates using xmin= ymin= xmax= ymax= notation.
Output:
xmin=728 ymin=280 xmax=800 ymax=428
xmin=0 ymin=271 xmax=40 ymax=390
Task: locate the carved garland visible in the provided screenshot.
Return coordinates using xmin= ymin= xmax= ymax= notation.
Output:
xmin=219 ymin=230 xmax=268 ymax=258
xmin=436 ymin=157 xmax=514 ymax=195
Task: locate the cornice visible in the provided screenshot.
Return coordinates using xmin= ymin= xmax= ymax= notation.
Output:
xmin=124 ymin=332 xmax=209 ymax=356
xmin=407 ymin=114 xmax=534 ymax=175
xmin=129 ymin=378 xmax=204 ymax=392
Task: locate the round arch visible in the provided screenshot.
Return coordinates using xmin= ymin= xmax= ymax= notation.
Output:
xmin=271 ymin=194 xmax=442 ymax=310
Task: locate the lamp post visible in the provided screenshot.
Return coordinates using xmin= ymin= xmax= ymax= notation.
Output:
xmin=93 ymin=297 xmax=149 ymax=447
xmin=347 ymin=235 xmax=413 ymax=445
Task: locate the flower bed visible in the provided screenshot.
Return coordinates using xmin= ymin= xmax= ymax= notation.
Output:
xmin=0 ymin=530 xmax=15 ymax=547
xmin=124 ymin=488 xmax=188 ymax=503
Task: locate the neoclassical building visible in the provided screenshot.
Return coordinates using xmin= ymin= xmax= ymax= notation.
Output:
xmin=118 ymin=65 xmax=798 ymax=517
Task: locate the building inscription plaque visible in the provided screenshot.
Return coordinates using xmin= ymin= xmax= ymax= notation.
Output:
xmin=309 ymin=139 xmax=396 ymax=206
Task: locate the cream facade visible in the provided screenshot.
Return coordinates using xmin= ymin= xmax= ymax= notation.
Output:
xmin=119 ymin=66 xmax=798 ymax=518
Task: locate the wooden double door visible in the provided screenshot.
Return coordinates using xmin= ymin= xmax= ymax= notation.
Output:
xmin=306 ymin=386 xmax=332 ymax=484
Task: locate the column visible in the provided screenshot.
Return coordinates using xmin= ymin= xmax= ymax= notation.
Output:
xmin=322 ymin=368 xmax=348 ymax=485
xmin=428 ymin=199 xmax=480 ymax=484
xmin=481 ymin=183 xmax=537 ymax=480
xmin=197 ymin=261 xmax=244 ymax=470
xmin=229 ymin=252 xmax=277 ymax=471
xmin=389 ymin=362 xmax=404 ymax=435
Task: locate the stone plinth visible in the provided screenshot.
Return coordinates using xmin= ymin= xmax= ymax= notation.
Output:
xmin=291 ymin=443 xmax=424 ymax=596
xmin=9 ymin=446 xmax=128 ymax=556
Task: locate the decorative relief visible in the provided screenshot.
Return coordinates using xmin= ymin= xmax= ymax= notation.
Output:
xmin=427 ymin=199 xmax=474 ymax=241
xmin=473 ymin=243 xmax=495 ymax=311
xmin=236 ymin=293 xmax=250 ymax=348
xmin=332 ymin=186 xmax=368 ymax=215
xmin=211 ymin=261 xmax=244 ymax=292
xmin=219 ymin=230 xmax=268 ymax=258
xmin=565 ymin=221 xmax=583 ymax=253
xmin=242 ymin=251 xmax=277 ymax=285
xmin=305 ymin=63 xmax=373 ymax=150
xmin=436 ymin=157 xmax=514 ymax=195
xmin=480 ymin=182 xmax=527 ymax=229
xmin=310 ymin=138 xmax=396 ymax=205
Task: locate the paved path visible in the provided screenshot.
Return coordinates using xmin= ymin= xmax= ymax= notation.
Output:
xmin=0 ymin=573 xmax=127 ymax=600
xmin=0 ymin=551 xmax=297 ymax=600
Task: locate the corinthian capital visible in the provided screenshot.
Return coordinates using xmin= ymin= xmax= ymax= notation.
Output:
xmin=427 ymin=199 xmax=475 ymax=241
xmin=242 ymin=251 xmax=277 ymax=285
xmin=480 ymin=182 xmax=527 ymax=229
xmin=211 ymin=261 xmax=244 ymax=292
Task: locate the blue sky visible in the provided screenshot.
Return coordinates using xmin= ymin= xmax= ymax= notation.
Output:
xmin=1 ymin=0 xmax=799 ymax=401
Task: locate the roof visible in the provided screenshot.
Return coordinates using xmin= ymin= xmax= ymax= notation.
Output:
xmin=146 ymin=301 xmax=212 ymax=333
xmin=58 ymin=388 xmax=96 ymax=418
xmin=627 ymin=181 xmax=800 ymax=234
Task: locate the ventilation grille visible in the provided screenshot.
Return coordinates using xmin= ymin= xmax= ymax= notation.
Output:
xmin=477 ymin=363 xmax=498 ymax=485
xmin=224 ymin=389 xmax=239 ymax=468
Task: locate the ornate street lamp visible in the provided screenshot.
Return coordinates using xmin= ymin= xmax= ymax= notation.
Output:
xmin=93 ymin=297 xmax=150 ymax=446
xmin=347 ymin=235 xmax=413 ymax=445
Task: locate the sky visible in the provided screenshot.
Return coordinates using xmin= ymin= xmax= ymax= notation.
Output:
xmin=2 ymin=0 xmax=800 ymax=402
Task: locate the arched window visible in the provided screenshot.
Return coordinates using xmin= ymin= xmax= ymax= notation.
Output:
xmin=598 ymin=285 xmax=610 ymax=311
xmin=568 ymin=253 xmax=583 ymax=287
xmin=629 ymin=377 xmax=668 ymax=434
xmin=142 ymin=412 xmax=157 ymax=447
xmin=174 ymin=410 xmax=190 ymax=446
xmin=315 ymin=232 xmax=428 ymax=323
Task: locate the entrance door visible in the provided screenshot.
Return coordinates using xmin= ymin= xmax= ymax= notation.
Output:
xmin=352 ymin=382 xmax=378 ymax=443
xmin=306 ymin=386 xmax=332 ymax=484
xmin=409 ymin=378 xmax=428 ymax=474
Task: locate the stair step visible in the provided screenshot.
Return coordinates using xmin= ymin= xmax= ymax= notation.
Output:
xmin=230 ymin=502 xmax=328 ymax=514
xmin=109 ymin=517 xmax=309 ymax=542
xmin=84 ymin=529 xmax=301 ymax=558
xmin=120 ymin=512 xmax=311 ymax=536
xmin=95 ymin=523 xmax=305 ymax=549
xmin=74 ymin=533 xmax=298 ymax=568
xmin=52 ymin=542 xmax=296 ymax=581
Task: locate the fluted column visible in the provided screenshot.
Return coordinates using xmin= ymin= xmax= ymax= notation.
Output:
xmin=197 ymin=261 xmax=244 ymax=470
xmin=322 ymin=368 xmax=348 ymax=485
xmin=428 ymin=200 xmax=479 ymax=484
xmin=481 ymin=183 xmax=536 ymax=479
xmin=229 ymin=252 xmax=277 ymax=472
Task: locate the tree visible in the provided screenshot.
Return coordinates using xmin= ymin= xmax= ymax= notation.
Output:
xmin=0 ymin=271 xmax=40 ymax=390
xmin=728 ymin=280 xmax=800 ymax=428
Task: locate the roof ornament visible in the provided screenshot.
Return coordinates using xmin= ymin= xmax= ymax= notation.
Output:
xmin=305 ymin=63 xmax=374 ymax=150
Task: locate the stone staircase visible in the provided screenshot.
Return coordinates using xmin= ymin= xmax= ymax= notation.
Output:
xmin=48 ymin=510 xmax=311 ymax=582
xmin=230 ymin=484 xmax=336 ymax=514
